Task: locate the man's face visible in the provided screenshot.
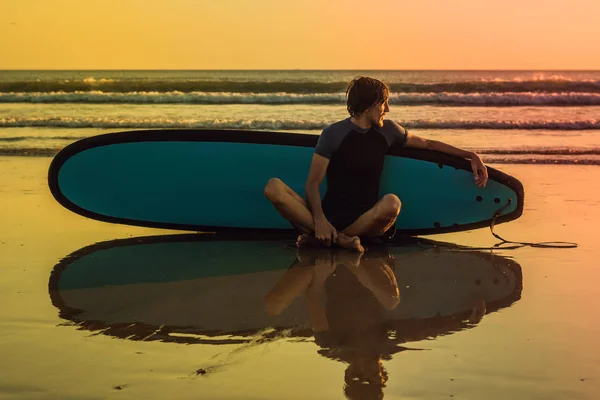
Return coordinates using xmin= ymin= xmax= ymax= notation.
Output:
xmin=367 ymin=98 xmax=389 ymax=128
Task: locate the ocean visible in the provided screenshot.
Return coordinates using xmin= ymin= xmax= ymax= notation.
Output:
xmin=1 ymin=70 xmax=599 ymax=164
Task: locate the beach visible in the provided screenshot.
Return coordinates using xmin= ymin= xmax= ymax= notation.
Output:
xmin=1 ymin=155 xmax=599 ymax=399
xmin=1 ymin=69 xmax=599 ymax=399
xmin=4 ymin=0 xmax=600 ymax=391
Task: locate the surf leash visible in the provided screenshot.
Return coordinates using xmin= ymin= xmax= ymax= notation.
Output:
xmin=488 ymin=199 xmax=578 ymax=249
xmin=424 ymin=199 xmax=580 ymax=251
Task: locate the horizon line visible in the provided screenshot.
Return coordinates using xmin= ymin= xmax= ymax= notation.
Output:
xmin=2 ymin=68 xmax=600 ymax=72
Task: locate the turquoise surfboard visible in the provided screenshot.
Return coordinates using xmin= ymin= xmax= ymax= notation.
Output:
xmin=48 ymin=130 xmax=524 ymax=235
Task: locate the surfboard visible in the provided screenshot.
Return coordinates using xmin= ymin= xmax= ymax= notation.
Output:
xmin=48 ymin=129 xmax=524 ymax=235
xmin=49 ymin=234 xmax=522 ymax=345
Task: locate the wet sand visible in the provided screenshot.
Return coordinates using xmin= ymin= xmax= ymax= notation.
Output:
xmin=1 ymin=156 xmax=599 ymax=400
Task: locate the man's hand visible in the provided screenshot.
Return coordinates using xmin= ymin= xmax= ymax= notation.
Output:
xmin=470 ymin=153 xmax=488 ymax=187
xmin=314 ymin=216 xmax=337 ymax=247
xmin=405 ymin=134 xmax=489 ymax=188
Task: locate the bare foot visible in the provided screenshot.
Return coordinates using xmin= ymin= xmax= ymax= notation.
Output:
xmin=296 ymin=234 xmax=323 ymax=248
xmin=336 ymin=233 xmax=364 ymax=253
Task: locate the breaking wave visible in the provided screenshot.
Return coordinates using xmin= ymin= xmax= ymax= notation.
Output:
xmin=2 ymin=80 xmax=600 ymax=94
xmin=3 ymin=91 xmax=600 ymax=106
xmin=2 ymin=117 xmax=599 ymax=130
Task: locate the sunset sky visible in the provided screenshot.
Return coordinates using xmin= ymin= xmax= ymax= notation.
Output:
xmin=2 ymin=0 xmax=600 ymax=70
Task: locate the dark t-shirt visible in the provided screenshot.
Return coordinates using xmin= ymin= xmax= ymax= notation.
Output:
xmin=314 ymin=118 xmax=408 ymax=230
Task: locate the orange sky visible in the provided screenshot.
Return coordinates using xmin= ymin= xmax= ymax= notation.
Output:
xmin=2 ymin=0 xmax=600 ymax=70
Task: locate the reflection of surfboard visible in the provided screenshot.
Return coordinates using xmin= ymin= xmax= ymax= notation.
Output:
xmin=49 ymin=234 xmax=522 ymax=344
xmin=48 ymin=130 xmax=524 ymax=235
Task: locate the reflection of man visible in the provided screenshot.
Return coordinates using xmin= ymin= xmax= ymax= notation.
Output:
xmin=265 ymin=247 xmax=401 ymax=397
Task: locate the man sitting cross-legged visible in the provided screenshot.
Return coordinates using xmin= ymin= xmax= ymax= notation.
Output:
xmin=264 ymin=76 xmax=488 ymax=252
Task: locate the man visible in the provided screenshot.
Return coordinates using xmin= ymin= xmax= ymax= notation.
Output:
xmin=264 ymin=77 xmax=488 ymax=252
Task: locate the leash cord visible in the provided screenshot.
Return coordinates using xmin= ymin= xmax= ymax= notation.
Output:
xmin=487 ymin=198 xmax=578 ymax=249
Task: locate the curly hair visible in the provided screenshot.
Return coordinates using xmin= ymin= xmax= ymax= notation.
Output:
xmin=346 ymin=77 xmax=390 ymax=118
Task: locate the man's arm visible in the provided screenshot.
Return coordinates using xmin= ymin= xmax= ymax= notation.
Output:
xmin=405 ymin=132 xmax=489 ymax=187
xmin=305 ymin=154 xmax=338 ymax=245
xmin=305 ymin=154 xmax=329 ymax=222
